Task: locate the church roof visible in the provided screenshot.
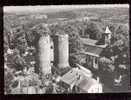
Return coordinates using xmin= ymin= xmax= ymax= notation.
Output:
xmin=80 ymin=38 xmax=107 ymax=57
xmin=104 ymin=26 xmax=112 ymax=34
xmin=81 ymin=45 xmax=103 ymax=57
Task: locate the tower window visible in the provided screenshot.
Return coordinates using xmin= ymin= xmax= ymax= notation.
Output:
xmin=51 ymin=46 xmax=53 ymax=49
xmin=51 ymin=61 xmax=54 ymax=64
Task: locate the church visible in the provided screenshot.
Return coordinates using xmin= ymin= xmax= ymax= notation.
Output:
xmin=80 ymin=26 xmax=112 ymax=70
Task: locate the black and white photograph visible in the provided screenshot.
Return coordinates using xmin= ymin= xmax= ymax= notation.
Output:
xmin=3 ymin=4 xmax=130 ymax=94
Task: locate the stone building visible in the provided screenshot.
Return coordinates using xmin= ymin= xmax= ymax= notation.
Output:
xmin=60 ymin=66 xmax=102 ymax=93
xmin=80 ymin=26 xmax=112 ymax=70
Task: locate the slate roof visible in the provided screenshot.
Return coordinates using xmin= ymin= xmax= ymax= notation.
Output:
xmin=83 ymin=45 xmax=103 ymax=57
xmin=81 ymin=38 xmax=107 ymax=48
xmin=81 ymin=38 xmax=98 ymax=46
xmin=80 ymin=38 xmax=107 ymax=57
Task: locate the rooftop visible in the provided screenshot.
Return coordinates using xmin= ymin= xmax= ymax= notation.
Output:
xmin=80 ymin=38 xmax=107 ymax=57
xmin=60 ymin=67 xmax=98 ymax=92
xmin=81 ymin=38 xmax=107 ymax=48
xmin=61 ymin=68 xmax=83 ymax=85
xmin=104 ymin=26 xmax=112 ymax=34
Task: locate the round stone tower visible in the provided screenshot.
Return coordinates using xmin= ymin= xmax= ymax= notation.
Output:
xmin=53 ymin=34 xmax=69 ymax=69
xmin=38 ymin=34 xmax=51 ymax=74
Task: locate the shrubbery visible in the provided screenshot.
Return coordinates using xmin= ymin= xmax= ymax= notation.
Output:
xmin=99 ymin=23 xmax=130 ymax=91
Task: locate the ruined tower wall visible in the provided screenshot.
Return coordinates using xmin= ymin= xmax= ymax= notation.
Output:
xmin=38 ymin=35 xmax=51 ymax=74
xmin=53 ymin=35 xmax=59 ymax=67
xmin=53 ymin=34 xmax=69 ymax=69
xmin=50 ymin=37 xmax=54 ymax=64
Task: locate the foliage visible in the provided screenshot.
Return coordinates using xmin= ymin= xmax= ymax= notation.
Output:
xmin=84 ymin=22 xmax=104 ymax=40
xmin=99 ymin=23 xmax=130 ymax=91
xmin=70 ymin=54 xmax=86 ymax=67
xmin=4 ymin=70 xmax=14 ymax=94
xmin=45 ymin=82 xmax=54 ymax=93
xmin=6 ymin=50 xmax=26 ymax=71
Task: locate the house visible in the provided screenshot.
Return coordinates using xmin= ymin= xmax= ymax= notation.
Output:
xmin=60 ymin=67 xmax=102 ymax=93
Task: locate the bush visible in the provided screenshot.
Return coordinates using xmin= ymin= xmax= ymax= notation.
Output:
xmin=4 ymin=70 xmax=14 ymax=93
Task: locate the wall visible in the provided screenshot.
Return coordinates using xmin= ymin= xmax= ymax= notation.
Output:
xmin=38 ymin=34 xmax=51 ymax=74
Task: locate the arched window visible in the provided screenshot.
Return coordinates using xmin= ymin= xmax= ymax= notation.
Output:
xmin=51 ymin=45 xmax=53 ymax=49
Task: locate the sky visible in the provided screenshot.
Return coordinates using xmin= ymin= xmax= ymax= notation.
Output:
xmin=4 ymin=4 xmax=129 ymax=13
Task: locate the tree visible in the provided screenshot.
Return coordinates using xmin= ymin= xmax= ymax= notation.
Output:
xmin=98 ymin=23 xmax=130 ymax=92
xmin=4 ymin=70 xmax=14 ymax=94
xmin=45 ymin=82 xmax=54 ymax=93
xmin=84 ymin=22 xmax=104 ymax=40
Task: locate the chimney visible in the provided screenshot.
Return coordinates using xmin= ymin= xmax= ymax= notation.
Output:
xmin=53 ymin=34 xmax=70 ymax=69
